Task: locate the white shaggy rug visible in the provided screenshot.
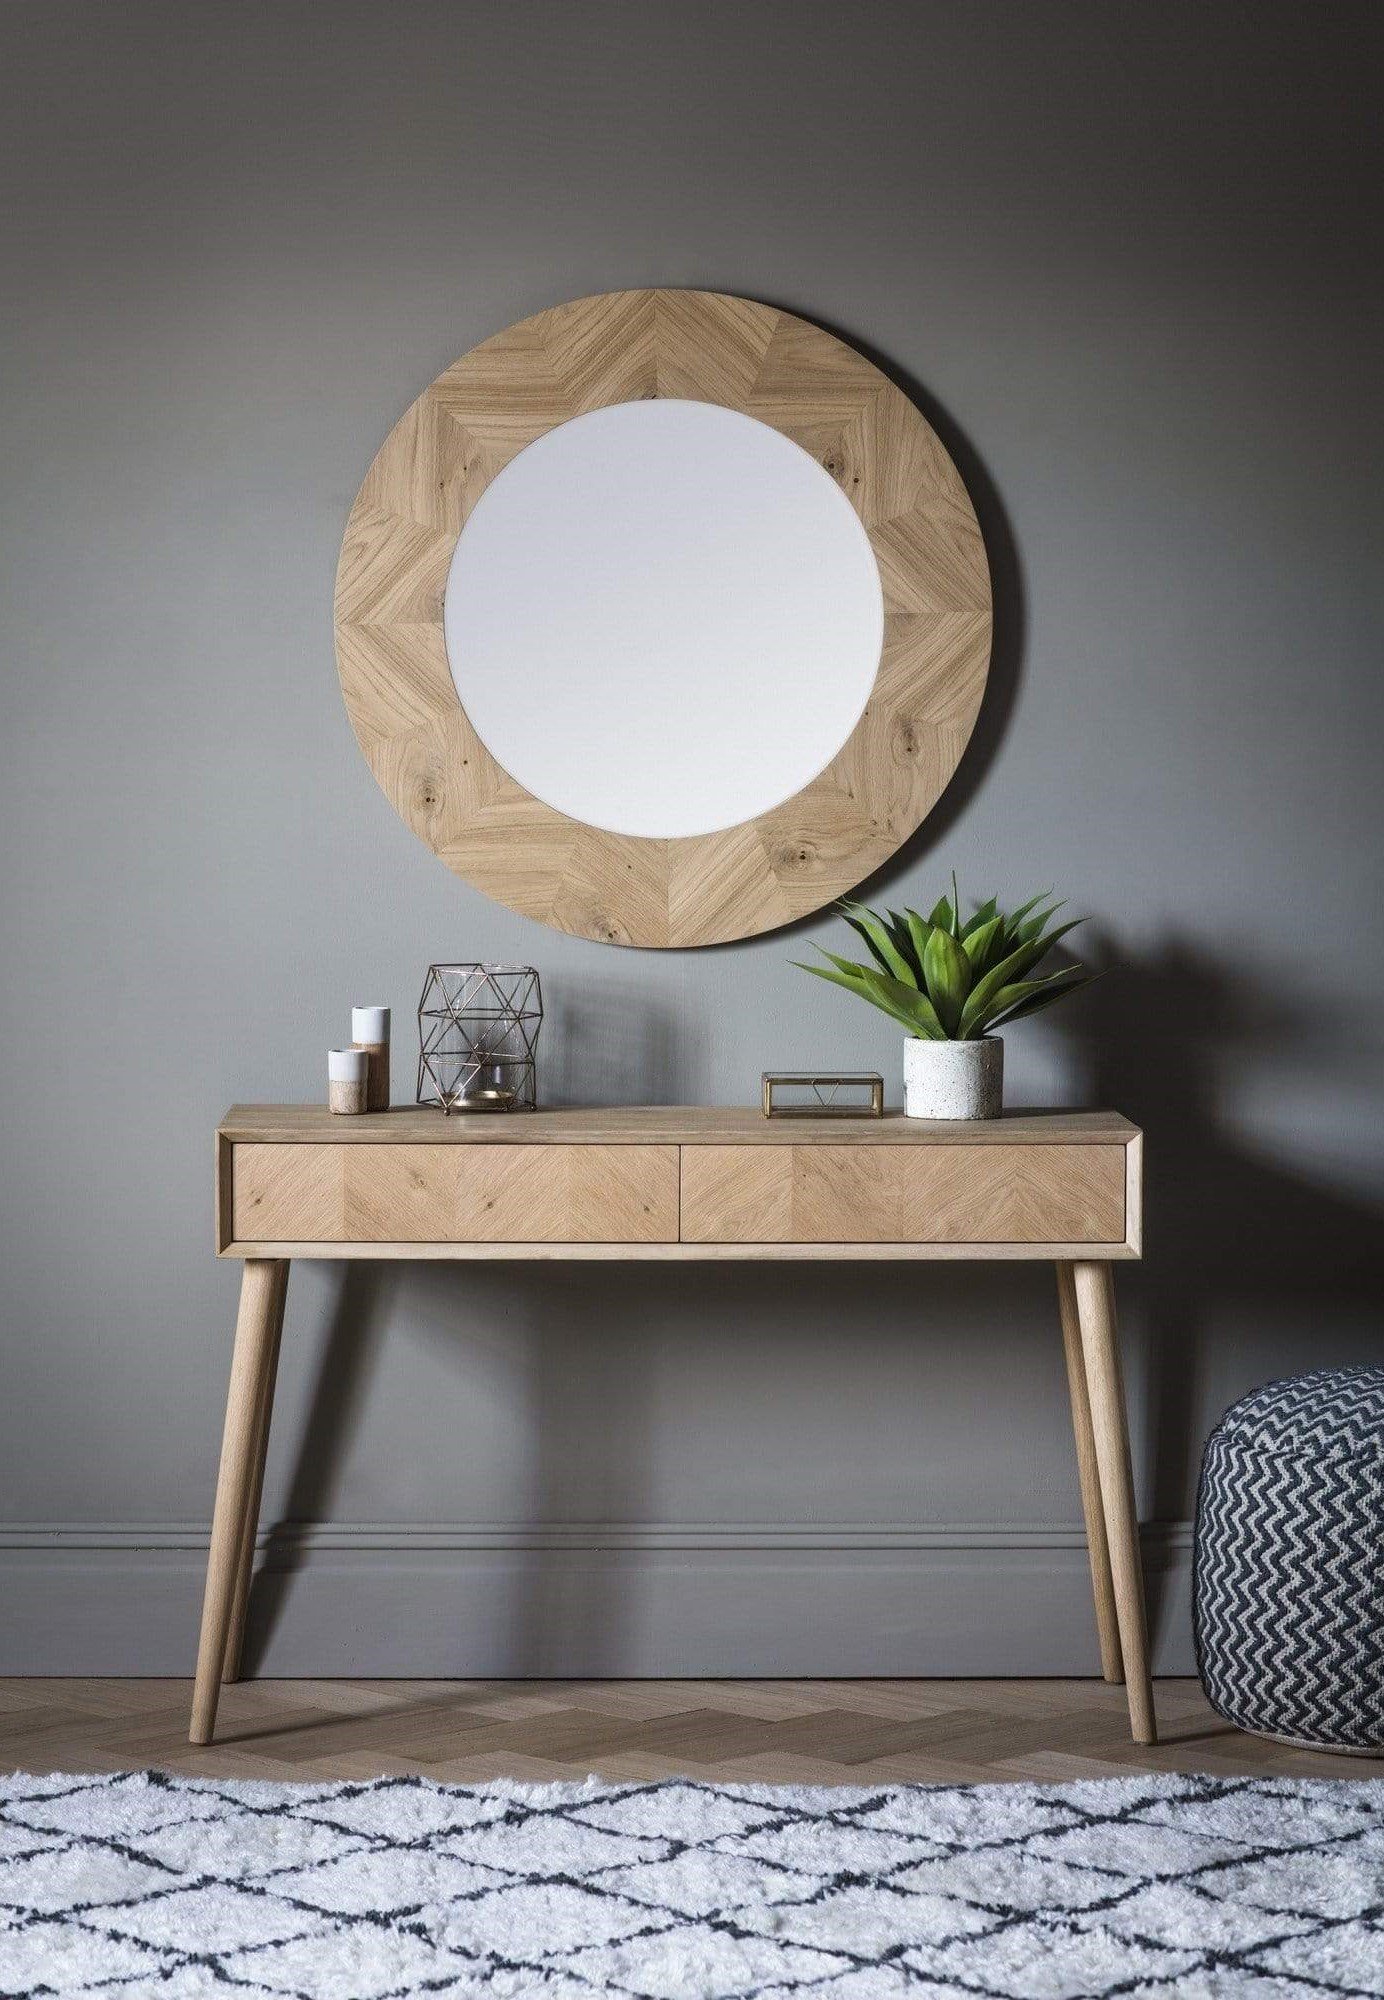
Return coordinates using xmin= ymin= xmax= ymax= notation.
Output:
xmin=2 ymin=1771 xmax=1382 ymax=1997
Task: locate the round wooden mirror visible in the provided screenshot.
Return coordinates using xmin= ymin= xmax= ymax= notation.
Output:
xmin=335 ymin=290 xmax=991 ymax=947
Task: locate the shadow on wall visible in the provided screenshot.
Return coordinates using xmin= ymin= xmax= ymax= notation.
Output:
xmin=244 ymin=1263 xmax=397 ymax=1670
xmin=802 ymin=311 xmax=1027 ymax=885
xmin=240 ymin=1253 xmax=1045 ymax=1678
xmin=1060 ymin=937 xmax=1384 ymax=1643
xmin=541 ymin=984 xmax=702 ymax=1108
xmin=239 ymin=944 xmax=1384 ymax=1675
xmin=239 ymin=1259 xmax=687 ymax=1677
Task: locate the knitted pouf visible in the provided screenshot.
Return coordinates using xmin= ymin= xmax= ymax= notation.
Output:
xmin=1195 ymin=1366 xmax=1384 ymax=1751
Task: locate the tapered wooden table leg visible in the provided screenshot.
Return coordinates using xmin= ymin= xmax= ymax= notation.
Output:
xmin=1055 ymin=1262 xmax=1124 ymax=1684
xmin=221 ymin=1261 xmax=288 ymax=1683
xmin=190 ymin=1259 xmax=289 ymax=1744
xmin=1072 ymin=1259 xmax=1156 ymax=1744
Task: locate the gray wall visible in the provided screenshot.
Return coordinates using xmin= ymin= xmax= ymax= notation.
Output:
xmin=2 ymin=1 xmax=1380 ymax=1675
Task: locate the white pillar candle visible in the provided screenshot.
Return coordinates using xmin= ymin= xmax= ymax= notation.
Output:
xmin=327 ymin=1046 xmax=370 ymax=1115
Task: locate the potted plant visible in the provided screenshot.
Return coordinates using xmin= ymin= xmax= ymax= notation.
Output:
xmin=794 ymin=882 xmax=1091 ymax=1119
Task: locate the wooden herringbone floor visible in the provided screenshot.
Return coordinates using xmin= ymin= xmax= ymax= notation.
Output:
xmin=2 ymin=1680 xmax=1379 ymax=1785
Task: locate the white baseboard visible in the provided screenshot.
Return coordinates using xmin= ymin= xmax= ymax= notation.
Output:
xmin=0 ymin=1521 xmax=1195 ymax=1677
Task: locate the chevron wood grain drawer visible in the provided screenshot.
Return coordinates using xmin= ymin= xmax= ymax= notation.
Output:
xmin=679 ymin=1142 xmax=1127 ymax=1246
xmin=227 ymin=1142 xmax=679 ymax=1244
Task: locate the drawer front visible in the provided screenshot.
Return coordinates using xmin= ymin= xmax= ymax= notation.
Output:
xmin=679 ymin=1144 xmax=1127 ymax=1244
xmin=232 ymin=1143 xmax=679 ymax=1243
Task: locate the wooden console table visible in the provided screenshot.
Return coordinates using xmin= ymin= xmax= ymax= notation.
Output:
xmin=192 ymin=1106 xmax=1151 ymax=1745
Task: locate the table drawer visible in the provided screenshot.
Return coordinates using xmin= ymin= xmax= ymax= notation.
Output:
xmin=679 ymin=1143 xmax=1126 ymax=1244
xmin=231 ymin=1143 xmax=679 ymax=1243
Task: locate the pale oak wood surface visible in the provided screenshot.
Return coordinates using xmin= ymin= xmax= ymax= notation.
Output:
xmin=220 ymin=1239 xmax=1143 ymax=1262
xmin=335 ymin=290 xmax=991 ymax=947
xmin=1069 ymin=1259 xmax=1155 ymax=1744
xmin=220 ymin=1261 xmax=288 ymax=1686
xmin=220 ymin=1105 xmax=1138 ymax=1144
xmin=190 ymin=1262 xmax=287 ymax=1744
xmin=232 ymin=1142 xmax=679 ymax=1244
xmin=219 ymin=1110 xmax=1138 ymax=1255
xmin=12 ymin=1680 xmax=1377 ymax=1787
xmin=679 ymin=1142 xmax=1125 ymax=1244
xmin=1056 ymin=1263 xmax=1123 ymax=1685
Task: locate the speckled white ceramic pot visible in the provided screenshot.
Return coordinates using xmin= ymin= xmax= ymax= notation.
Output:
xmin=903 ymin=1036 xmax=1003 ymax=1119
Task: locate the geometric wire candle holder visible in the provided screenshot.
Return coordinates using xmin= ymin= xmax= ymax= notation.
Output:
xmin=417 ymin=964 xmax=543 ymax=1113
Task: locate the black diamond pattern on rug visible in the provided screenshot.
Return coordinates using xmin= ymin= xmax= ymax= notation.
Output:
xmin=2 ymin=1770 xmax=1382 ymax=1997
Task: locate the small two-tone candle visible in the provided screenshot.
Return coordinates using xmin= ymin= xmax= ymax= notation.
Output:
xmin=351 ymin=1005 xmax=391 ymax=1111
xmin=327 ymin=1047 xmax=370 ymax=1115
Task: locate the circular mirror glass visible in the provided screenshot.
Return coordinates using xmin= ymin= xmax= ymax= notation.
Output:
xmin=443 ymin=399 xmax=885 ymax=839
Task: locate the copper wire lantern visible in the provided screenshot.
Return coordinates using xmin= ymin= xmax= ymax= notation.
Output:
xmin=416 ymin=964 xmax=543 ymax=1113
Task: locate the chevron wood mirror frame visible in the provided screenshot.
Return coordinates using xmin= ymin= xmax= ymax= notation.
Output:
xmin=334 ymin=290 xmax=992 ymax=948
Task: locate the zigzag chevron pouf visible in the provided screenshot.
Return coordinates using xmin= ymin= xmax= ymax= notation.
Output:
xmin=1195 ymin=1366 xmax=1384 ymax=1751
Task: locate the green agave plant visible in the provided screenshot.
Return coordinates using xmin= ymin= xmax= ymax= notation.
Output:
xmin=794 ymin=881 xmax=1092 ymax=1041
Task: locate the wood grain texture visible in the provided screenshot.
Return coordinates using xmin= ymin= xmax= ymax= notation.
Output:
xmin=335 ymin=291 xmax=991 ymax=947
xmin=221 ymin=1239 xmax=1142 ymax=1262
xmin=218 ymin=1109 xmax=1141 ymax=1259
xmin=221 ymin=1262 xmax=289 ymax=1685
xmin=220 ymin=1105 xmax=1138 ymax=1147
xmin=1056 ymin=1262 xmax=1123 ymax=1685
xmin=1070 ymin=1259 xmax=1156 ymax=1745
xmin=1125 ymin=1130 xmax=1144 ymax=1256
xmin=679 ymin=1144 xmax=1126 ymax=1244
xmin=13 ymin=1680 xmax=1370 ymax=1786
xmin=215 ymin=1132 xmax=234 ymax=1252
xmin=190 ymin=1261 xmax=287 ymax=1744
xmin=231 ymin=1143 xmax=679 ymax=1244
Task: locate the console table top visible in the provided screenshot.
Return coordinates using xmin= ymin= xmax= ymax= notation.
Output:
xmin=221 ymin=1105 xmax=1138 ymax=1147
